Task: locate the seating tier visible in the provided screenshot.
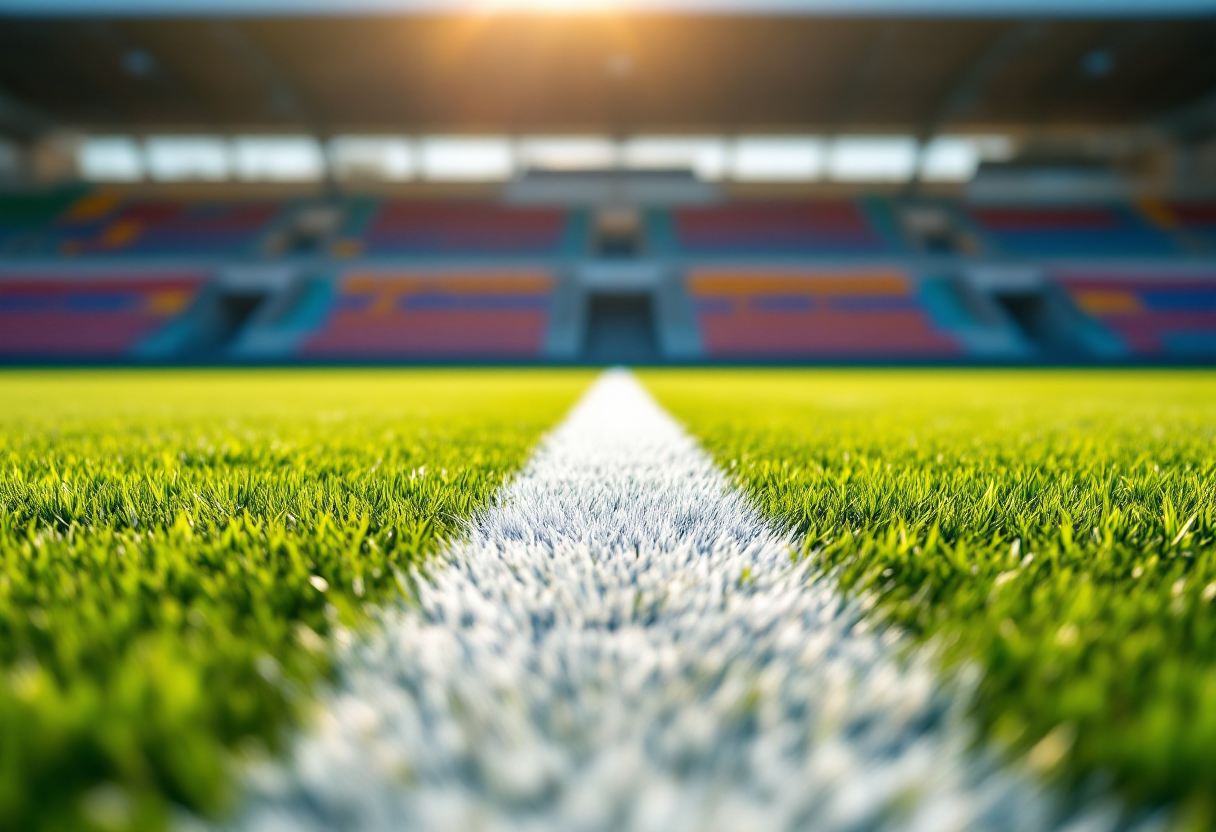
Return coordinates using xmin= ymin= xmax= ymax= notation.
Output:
xmin=688 ymin=268 xmax=959 ymax=359
xmin=1146 ymin=201 xmax=1216 ymax=249
xmin=968 ymin=205 xmax=1176 ymax=256
xmin=356 ymin=202 xmax=568 ymax=256
xmin=304 ymin=271 xmax=553 ymax=359
xmin=1059 ymin=270 xmax=1216 ymax=357
xmin=0 ymin=274 xmax=202 ymax=357
xmin=52 ymin=197 xmax=280 ymax=256
xmin=672 ymin=201 xmax=889 ymax=255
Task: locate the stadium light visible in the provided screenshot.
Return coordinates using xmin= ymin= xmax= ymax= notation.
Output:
xmin=421 ymin=136 xmax=514 ymax=181
xmin=920 ymin=135 xmax=1014 ymax=183
xmin=232 ymin=136 xmax=326 ymax=182
xmin=827 ymin=135 xmax=918 ymax=183
xmin=76 ymin=131 xmax=1019 ymax=184
xmin=79 ymin=136 xmax=144 ymax=182
xmin=145 ymin=135 xmax=230 ymax=182
xmin=329 ymin=136 xmax=416 ymax=181
xmin=730 ymin=136 xmax=825 ymax=182
xmin=517 ymin=136 xmax=619 ymax=171
xmin=622 ymin=136 xmax=727 ymax=180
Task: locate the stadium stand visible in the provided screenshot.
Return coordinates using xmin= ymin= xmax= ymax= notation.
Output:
xmin=0 ymin=187 xmax=89 ymax=255
xmin=966 ymin=205 xmax=1178 ymax=257
xmin=0 ymin=273 xmax=203 ymax=358
xmin=1058 ymin=270 xmax=1216 ymax=358
xmin=670 ymin=200 xmax=894 ymax=256
xmin=330 ymin=197 xmax=381 ymax=258
xmin=303 ymin=270 xmax=554 ymax=359
xmin=2 ymin=184 xmax=1214 ymax=364
xmin=47 ymin=194 xmax=281 ymax=257
xmin=1140 ymin=200 xmax=1216 ymax=251
xmin=1 ymin=10 xmax=1214 ymax=365
xmin=687 ymin=268 xmax=960 ymax=359
xmin=347 ymin=202 xmax=570 ymax=257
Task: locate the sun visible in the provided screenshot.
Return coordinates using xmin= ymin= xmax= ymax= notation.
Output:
xmin=473 ymin=0 xmax=625 ymax=13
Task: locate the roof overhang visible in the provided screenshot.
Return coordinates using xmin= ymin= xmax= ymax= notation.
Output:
xmin=0 ymin=12 xmax=1213 ymax=136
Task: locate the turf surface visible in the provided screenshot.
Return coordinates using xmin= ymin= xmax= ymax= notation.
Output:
xmin=0 ymin=369 xmax=589 ymax=832
xmin=224 ymin=370 xmax=1105 ymax=832
xmin=646 ymin=369 xmax=1216 ymax=829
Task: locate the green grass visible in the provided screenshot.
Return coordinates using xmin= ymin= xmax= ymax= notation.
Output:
xmin=0 ymin=369 xmax=589 ymax=832
xmin=646 ymin=369 xmax=1216 ymax=829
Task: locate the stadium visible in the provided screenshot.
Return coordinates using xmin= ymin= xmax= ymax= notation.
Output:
xmin=0 ymin=1 xmax=1214 ymax=831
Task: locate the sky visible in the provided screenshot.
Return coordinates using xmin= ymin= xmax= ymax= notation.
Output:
xmin=1 ymin=0 xmax=1213 ymax=17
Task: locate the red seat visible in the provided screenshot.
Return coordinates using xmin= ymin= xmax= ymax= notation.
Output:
xmin=362 ymin=203 xmax=567 ymax=255
xmin=689 ymin=269 xmax=958 ymax=358
xmin=674 ymin=201 xmax=886 ymax=254
xmin=304 ymin=271 xmax=554 ymax=359
xmin=0 ymin=275 xmax=202 ymax=357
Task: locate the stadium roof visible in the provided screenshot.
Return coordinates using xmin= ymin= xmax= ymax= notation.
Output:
xmin=2 ymin=1 xmax=1214 ymax=16
xmin=0 ymin=11 xmax=1213 ymax=140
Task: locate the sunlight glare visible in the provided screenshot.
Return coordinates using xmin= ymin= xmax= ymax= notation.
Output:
xmin=474 ymin=0 xmax=623 ymax=13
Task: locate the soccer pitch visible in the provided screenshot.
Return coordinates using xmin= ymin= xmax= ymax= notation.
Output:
xmin=646 ymin=369 xmax=1216 ymax=829
xmin=0 ymin=370 xmax=592 ymax=832
xmin=1 ymin=368 xmax=1214 ymax=831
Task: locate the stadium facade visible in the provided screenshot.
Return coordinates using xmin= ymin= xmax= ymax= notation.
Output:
xmin=0 ymin=4 xmax=1214 ymax=364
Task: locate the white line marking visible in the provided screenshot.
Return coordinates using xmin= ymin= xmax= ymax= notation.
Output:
xmin=222 ymin=370 xmax=1156 ymax=832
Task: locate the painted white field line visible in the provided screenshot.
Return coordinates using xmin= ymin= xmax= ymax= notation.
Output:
xmin=221 ymin=370 xmax=1154 ymax=832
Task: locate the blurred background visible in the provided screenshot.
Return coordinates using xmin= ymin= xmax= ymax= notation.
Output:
xmin=0 ymin=0 xmax=1214 ymax=366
